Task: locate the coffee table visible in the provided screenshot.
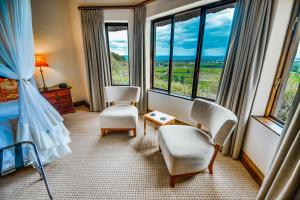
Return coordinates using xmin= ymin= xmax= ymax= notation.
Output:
xmin=143 ymin=111 xmax=176 ymax=135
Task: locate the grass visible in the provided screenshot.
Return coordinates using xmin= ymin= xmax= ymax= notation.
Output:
xmin=276 ymin=71 xmax=300 ymax=122
xmin=110 ymin=52 xmax=129 ymax=85
xmin=154 ymin=61 xmax=223 ymax=98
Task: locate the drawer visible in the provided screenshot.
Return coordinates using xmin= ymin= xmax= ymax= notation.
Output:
xmin=47 ymin=95 xmax=71 ymax=104
xmin=42 ymin=92 xmax=57 ymax=98
xmin=53 ymin=101 xmax=73 ymax=110
xmin=57 ymin=89 xmax=71 ymax=96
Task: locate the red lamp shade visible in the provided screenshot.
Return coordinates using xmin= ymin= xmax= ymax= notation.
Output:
xmin=35 ymin=55 xmax=49 ymax=67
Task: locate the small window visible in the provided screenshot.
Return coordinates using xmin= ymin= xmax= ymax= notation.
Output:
xmin=269 ymin=43 xmax=300 ymax=123
xmin=266 ymin=4 xmax=300 ymax=124
xmin=105 ymin=23 xmax=130 ymax=85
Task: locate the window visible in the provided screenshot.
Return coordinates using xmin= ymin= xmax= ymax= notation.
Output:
xmin=105 ymin=23 xmax=130 ymax=85
xmin=266 ymin=3 xmax=300 ymax=124
xmin=171 ymin=9 xmax=201 ymax=96
xmin=153 ymin=19 xmax=172 ymax=90
xmin=151 ymin=1 xmax=236 ymax=100
xmin=273 ymin=45 xmax=300 ymax=122
xmin=197 ymin=6 xmax=235 ymax=99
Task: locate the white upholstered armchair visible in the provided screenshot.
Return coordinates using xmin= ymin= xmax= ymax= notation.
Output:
xmin=99 ymin=86 xmax=140 ymax=137
xmin=158 ymin=99 xmax=238 ymax=187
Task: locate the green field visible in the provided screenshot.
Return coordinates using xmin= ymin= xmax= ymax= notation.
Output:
xmin=154 ymin=60 xmax=223 ymax=99
xmin=276 ymin=61 xmax=300 ymax=121
xmin=110 ymin=52 xmax=129 ymax=85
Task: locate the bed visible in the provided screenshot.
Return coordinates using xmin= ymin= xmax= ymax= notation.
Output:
xmin=0 ymin=78 xmax=20 ymax=171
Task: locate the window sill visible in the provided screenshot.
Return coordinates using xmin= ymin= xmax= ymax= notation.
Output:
xmin=252 ymin=116 xmax=283 ymax=136
xmin=148 ymin=88 xmax=216 ymax=102
xmin=149 ymin=89 xmax=194 ymax=101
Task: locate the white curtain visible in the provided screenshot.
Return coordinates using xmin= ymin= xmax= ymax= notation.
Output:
xmin=0 ymin=0 xmax=71 ymax=163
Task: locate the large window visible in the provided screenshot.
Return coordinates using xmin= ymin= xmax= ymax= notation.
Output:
xmin=105 ymin=23 xmax=130 ymax=85
xmin=266 ymin=3 xmax=300 ymax=124
xmin=151 ymin=1 xmax=236 ymax=100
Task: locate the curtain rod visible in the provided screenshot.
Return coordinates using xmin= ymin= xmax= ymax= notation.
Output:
xmin=78 ymin=0 xmax=156 ymax=10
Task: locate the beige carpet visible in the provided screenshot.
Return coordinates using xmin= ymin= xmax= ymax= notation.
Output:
xmin=0 ymin=108 xmax=259 ymax=199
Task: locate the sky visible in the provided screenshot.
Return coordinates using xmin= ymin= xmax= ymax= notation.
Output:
xmin=108 ymin=7 xmax=236 ymax=59
xmin=108 ymin=30 xmax=128 ymax=56
xmin=155 ymin=7 xmax=235 ymax=58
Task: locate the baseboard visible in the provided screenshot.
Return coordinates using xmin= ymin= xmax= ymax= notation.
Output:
xmin=240 ymin=151 xmax=264 ymax=185
xmin=73 ymin=100 xmax=90 ymax=108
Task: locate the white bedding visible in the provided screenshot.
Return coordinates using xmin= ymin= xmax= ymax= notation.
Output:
xmin=0 ymin=100 xmax=19 ymax=171
xmin=0 ymin=100 xmax=19 ymax=122
xmin=0 ymin=121 xmax=15 ymax=171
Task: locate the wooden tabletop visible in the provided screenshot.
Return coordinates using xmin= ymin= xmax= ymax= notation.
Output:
xmin=144 ymin=111 xmax=176 ymax=126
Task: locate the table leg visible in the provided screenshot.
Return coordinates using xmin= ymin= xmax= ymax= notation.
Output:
xmin=154 ymin=124 xmax=157 ymax=130
xmin=144 ymin=119 xmax=146 ymax=136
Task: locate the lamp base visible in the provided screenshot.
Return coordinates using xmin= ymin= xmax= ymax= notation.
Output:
xmin=42 ymin=86 xmax=48 ymax=91
xmin=39 ymin=66 xmax=48 ymax=91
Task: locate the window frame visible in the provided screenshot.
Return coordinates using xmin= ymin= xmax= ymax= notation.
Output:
xmin=265 ymin=1 xmax=300 ymax=125
xmin=105 ymin=22 xmax=130 ymax=86
xmin=150 ymin=0 xmax=236 ymax=101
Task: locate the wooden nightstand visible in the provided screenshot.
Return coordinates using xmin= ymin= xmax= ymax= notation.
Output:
xmin=40 ymin=86 xmax=75 ymax=115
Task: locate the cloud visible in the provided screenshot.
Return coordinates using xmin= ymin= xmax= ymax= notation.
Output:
xmin=203 ymin=48 xmax=226 ymax=57
xmin=108 ymin=30 xmax=128 ymax=55
xmin=296 ymin=45 xmax=300 ymax=59
xmin=205 ymin=8 xmax=235 ymax=29
xmin=155 ymin=7 xmax=235 ymax=58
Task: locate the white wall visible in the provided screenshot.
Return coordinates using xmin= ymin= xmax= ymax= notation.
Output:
xmin=147 ymin=0 xmax=295 ymax=175
xmin=66 ymin=0 xmax=135 ymax=103
xmin=243 ymin=118 xmax=280 ymax=174
xmin=148 ymin=91 xmax=195 ymax=124
xmin=31 ymin=0 xmax=135 ymax=103
xmin=31 ymin=0 xmax=86 ymax=102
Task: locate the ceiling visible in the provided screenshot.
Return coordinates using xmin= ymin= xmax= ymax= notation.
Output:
xmin=77 ymin=0 xmax=147 ymax=7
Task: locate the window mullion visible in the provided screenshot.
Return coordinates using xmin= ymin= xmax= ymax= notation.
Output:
xmin=191 ymin=9 xmax=206 ymax=99
xmin=167 ymin=17 xmax=175 ymax=94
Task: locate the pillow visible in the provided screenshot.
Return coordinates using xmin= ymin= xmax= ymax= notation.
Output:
xmin=0 ymin=78 xmax=18 ymax=102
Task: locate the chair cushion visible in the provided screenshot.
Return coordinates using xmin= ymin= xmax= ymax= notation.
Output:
xmin=99 ymin=104 xmax=138 ymax=129
xmin=158 ymin=125 xmax=215 ymax=175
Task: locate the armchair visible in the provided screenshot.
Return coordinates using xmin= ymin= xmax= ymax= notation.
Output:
xmin=99 ymin=86 xmax=140 ymax=137
xmin=158 ymin=98 xmax=238 ymax=187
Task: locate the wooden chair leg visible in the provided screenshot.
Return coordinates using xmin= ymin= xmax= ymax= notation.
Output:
xmin=133 ymin=128 xmax=137 ymax=137
xmin=170 ymin=176 xmax=176 ymax=188
xmin=101 ymin=129 xmax=106 ymax=137
xmin=208 ymin=144 xmax=220 ymax=174
xmin=158 ymin=146 xmax=161 ymax=152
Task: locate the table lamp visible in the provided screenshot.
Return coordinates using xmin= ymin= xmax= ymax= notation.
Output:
xmin=35 ymin=54 xmax=49 ymax=91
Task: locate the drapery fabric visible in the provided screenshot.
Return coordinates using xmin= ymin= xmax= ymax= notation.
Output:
xmin=132 ymin=6 xmax=147 ymax=114
xmin=217 ymin=0 xmax=274 ymax=159
xmin=257 ymin=91 xmax=300 ymax=199
xmin=0 ymin=0 xmax=71 ymax=163
xmin=81 ymin=9 xmax=111 ymax=112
